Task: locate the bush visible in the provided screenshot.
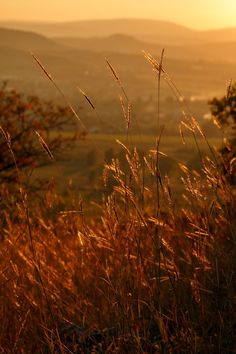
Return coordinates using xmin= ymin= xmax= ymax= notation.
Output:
xmin=209 ymin=81 xmax=236 ymax=183
xmin=0 ymin=82 xmax=77 ymax=185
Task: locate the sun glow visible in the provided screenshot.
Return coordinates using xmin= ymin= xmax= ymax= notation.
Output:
xmin=0 ymin=0 xmax=235 ymax=29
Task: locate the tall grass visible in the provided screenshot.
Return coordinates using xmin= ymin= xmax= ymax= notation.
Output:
xmin=0 ymin=55 xmax=235 ymax=353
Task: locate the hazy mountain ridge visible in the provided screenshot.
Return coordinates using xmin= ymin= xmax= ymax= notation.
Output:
xmin=0 ymin=28 xmax=75 ymax=79
xmin=0 ymin=25 xmax=235 ymax=111
xmin=1 ymin=19 xmax=236 ymax=45
xmin=0 ymin=27 xmax=63 ymax=52
xmin=54 ymin=33 xmax=236 ymax=63
xmin=1 ymin=24 xmax=235 ymax=65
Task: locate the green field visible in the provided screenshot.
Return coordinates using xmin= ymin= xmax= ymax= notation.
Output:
xmin=33 ymin=132 xmax=222 ymax=203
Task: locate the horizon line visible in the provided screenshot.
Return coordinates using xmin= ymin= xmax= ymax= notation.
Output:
xmin=0 ymin=17 xmax=235 ymax=32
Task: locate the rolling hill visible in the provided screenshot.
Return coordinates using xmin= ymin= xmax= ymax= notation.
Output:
xmin=0 ymin=28 xmax=73 ymax=82
xmin=54 ymin=33 xmax=236 ymax=63
xmin=0 ymin=27 xmax=63 ymax=52
xmin=0 ymin=26 xmax=235 ymax=113
xmin=1 ymin=25 xmax=235 ymax=64
xmin=1 ymin=19 xmax=236 ymax=45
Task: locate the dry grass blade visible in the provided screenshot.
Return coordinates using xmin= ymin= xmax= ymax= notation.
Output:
xmin=31 ymin=53 xmax=53 ymax=81
xmin=127 ymin=102 xmax=131 ymax=129
xmin=143 ymin=51 xmax=187 ymax=111
xmin=119 ymin=96 xmax=131 ymax=130
xmin=179 ymin=124 xmax=186 ymax=145
xmin=116 ymin=139 xmax=131 ymax=155
xmin=77 ymin=86 xmax=104 ymax=126
xmin=34 ymin=130 xmax=54 ymax=161
xmin=0 ymin=126 xmax=21 ymax=181
xmin=149 ymin=150 xmax=167 ymax=157
xmin=59 ymin=210 xmax=83 ymax=216
xmin=105 ymin=58 xmax=120 ymax=83
xmin=143 ymin=51 xmax=164 ymax=73
xmin=105 ymin=58 xmax=129 ymax=102
xmin=226 ymin=79 xmax=232 ymax=100
xmin=13 ymin=309 xmax=30 ymax=352
xmin=157 ymin=49 xmax=165 ymax=131
xmin=230 ymin=157 xmax=236 ymax=174
xmin=105 ymin=58 xmax=143 ymax=141
xmin=181 ymin=120 xmax=194 ymax=132
xmin=119 ymin=95 xmax=127 ymax=119
xmin=31 ymin=53 xmax=86 ymax=131
xmin=78 ymin=87 xmax=95 ymax=110
xmin=0 ymin=125 xmax=11 ymax=148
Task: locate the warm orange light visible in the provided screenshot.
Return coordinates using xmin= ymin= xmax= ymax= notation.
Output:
xmin=0 ymin=0 xmax=235 ymax=30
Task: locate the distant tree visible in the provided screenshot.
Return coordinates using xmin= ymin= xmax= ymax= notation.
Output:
xmin=0 ymin=82 xmax=79 ymax=185
xmin=209 ymin=82 xmax=236 ymax=183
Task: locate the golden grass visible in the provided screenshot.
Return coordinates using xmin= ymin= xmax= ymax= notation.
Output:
xmin=0 ymin=55 xmax=235 ymax=353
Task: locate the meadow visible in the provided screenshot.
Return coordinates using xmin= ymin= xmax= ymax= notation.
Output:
xmin=0 ymin=53 xmax=235 ymax=354
xmin=34 ymin=133 xmax=221 ymax=198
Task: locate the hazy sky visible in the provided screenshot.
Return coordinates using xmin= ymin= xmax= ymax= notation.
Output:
xmin=1 ymin=0 xmax=236 ymax=30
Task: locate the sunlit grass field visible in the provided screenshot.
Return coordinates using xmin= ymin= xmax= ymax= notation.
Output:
xmin=0 ymin=53 xmax=235 ymax=353
xmin=35 ymin=132 xmax=221 ymax=189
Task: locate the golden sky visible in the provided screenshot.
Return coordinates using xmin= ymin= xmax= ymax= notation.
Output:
xmin=1 ymin=0 xmax=235 ymax=30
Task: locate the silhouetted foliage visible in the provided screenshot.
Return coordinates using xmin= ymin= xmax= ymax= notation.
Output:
xmin=209 ymin=81 xmax=236 ymax=183
xmin=0 ymin=82 xmax=78 ymax=184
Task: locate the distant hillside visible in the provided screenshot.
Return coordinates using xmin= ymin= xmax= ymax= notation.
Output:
xmin=1 ymin=19 xmax=236 ymax=45
xmin=54 ymin=33 xmax=236 ymax=63
xmin=0 ymin=25 xmax=235 ymax=108
xmin=182 ymin=41 xmax=236 ymax=63
xmin=54 ymin=33 xmax=160 ymax=53
xmin=0 ymin=28 xmax=74 ymax=80
xmin=0 ymin=45 xmax=28 ymax=70
xmin=197 ymin=27 xmax=236 ymax=43
xmin=0 ymin=27 xmax=63 ymax=52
